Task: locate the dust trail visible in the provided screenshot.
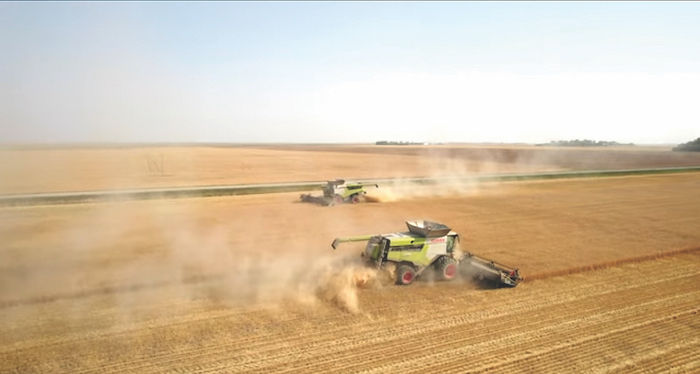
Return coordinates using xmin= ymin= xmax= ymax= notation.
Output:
xmin=366 ymin=178 xmax=483 ymax=203
xmin=0 ymin=197 xmax=388 ymax=320
xmin=364 ymin=150 xmax=504 ymax=202
xmin=1 ymin=251 xmax=382 ymax=318
xmin=212 ymin=253 xmax=382 ymax=314
xmin=313 ymin=261 xmax=379 ymax=314
xmin=363 ymin=142 xmax=631 ymax=203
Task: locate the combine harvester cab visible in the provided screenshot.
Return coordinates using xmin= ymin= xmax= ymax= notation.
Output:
xmin=332 ymin=220 xmax=521 ymax=287
xmin=301 ymin=179 xmax=379 ymax=206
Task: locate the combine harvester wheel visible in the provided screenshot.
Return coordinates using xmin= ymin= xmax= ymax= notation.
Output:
xmin=437 ymin=257 xmax=458 ymax=280
xmin=396 ymin=265 xmax=416 ymax=285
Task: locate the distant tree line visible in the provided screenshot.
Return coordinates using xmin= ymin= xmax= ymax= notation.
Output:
xmin=672 ymin=138 xmax=700 ymax=152
xmin=376 ymin=140 xmax=425 ymax=145
xmin=537 ymin=139 xmax=634 ymax=147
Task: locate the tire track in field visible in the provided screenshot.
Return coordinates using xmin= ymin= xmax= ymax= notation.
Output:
xmin=386 ymin=298 xmax=698 ymax=374
xmin=472 ymin=311 xmax=699 ymax=374
xmin=457 ymin=299 xmax=695 ymax=371
xmin=480 ymin=307 xmax=697 ymax=372
xmin=274 ymin=266 xmax=700 ymax=372
xmin=0 ymin=273 xmax=226 ymax=309
xmin=157 ymin=262 xmax=699 ymax=373
xmin=30 ymin=258 xmax=655 ymax=371
xmin=590 ymin=336 xmax=699 ymax=374
xmin=2 ymin=255 xmax=698 ymax=373
xmin=1 ymin=264 xmax=621 ymax=372
xmin=45 ymin=260 xmax=700 ymax=372
xmin=524 ymin=246 xmax=699 ymax=281
xmin=121 ymin=270 xmax=698 ymax=373
xmin=300 ymin=284 xmax=698 ymax=373
xmin=618 ymin=342 xmax=700 ymax=373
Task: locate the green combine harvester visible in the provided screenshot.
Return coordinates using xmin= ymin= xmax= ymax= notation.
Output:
xmin=332 ymin=220 xmax=522 ymax=287
xmin=300 ymin=179 xmax=379 ymax=206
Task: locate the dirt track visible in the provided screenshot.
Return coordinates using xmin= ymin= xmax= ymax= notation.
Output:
xmin=1 ymin=172 xmax=699 ymax=372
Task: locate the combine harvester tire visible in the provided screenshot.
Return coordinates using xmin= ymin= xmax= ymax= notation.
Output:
xmin=396 ymin=265 xmax=416 ymax=285
xmin=437 ymin=257 xmax=458 ymax=281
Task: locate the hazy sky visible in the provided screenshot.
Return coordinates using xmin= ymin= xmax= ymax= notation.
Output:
xmin=1 ymin=2 xmax=699 ymax=144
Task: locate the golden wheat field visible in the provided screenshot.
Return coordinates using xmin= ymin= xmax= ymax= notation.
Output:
xmin=1 ymin=146 xmax=699 ymax=373
xmin=3 ymin=144 xmax=700 ymax=194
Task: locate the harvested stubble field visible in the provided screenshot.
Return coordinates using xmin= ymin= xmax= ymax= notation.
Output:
xmin=1 ymin=167 xmax=699 ymax=372
xmin=2 ymin=254 xmax=698 ymax=373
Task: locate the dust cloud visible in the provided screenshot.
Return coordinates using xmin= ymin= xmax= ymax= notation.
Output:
xmin=361 ymin=144 xmax=609 ymax=203
xmin=0 ymin=197 xmax=391 ymax=321
xmin=198 ymin=252 xmax=382 ymax=314
xmin=365 ymin=178 xmax=482 ymax=203
xmin=0 ymin=144 xmax=644 ymax=324
xmin=0 ymin=146 xmax=521 ymax=320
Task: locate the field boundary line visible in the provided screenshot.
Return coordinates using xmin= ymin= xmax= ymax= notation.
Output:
xmin=1 ymin=166 xmax=699 ymax=206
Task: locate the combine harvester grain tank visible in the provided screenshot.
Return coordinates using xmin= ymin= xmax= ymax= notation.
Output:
xmin=332 ymin=220 xmax=521 ymax=287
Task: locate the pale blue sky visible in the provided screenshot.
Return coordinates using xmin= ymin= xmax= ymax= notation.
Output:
xmin=2 ymin=2 xmax=699 ymax=143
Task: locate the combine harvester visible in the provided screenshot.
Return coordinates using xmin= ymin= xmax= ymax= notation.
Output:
xmin=300 ymin=179 xmax=379 ymax=206
xmin=332 ymin=220 xmax=521 ymax=287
